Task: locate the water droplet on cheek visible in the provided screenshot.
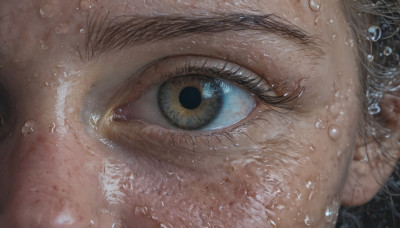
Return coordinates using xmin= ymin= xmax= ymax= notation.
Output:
xmin=325 ymin=199 xmax=340 ymax=224
xmin=309 ymin=0 xmax=321 ymax=12
xmin=22 ymin=120 xmax=37 ymax=135
xmin=328 ymin=125 xmax=340 ymax=140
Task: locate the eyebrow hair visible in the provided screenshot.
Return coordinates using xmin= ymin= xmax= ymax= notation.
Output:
xmin=82 ymin=13 xmax=323 ymax=60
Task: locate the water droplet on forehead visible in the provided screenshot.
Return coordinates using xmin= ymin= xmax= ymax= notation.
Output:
xmin=309 ymin=0 xmax=321 ymax=12
xmin=368 ymin=25 xmax=382 ymax=42
xmin=383 ymin=46 xmax=392 ymax=56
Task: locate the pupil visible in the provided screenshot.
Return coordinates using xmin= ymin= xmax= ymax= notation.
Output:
xmin=179 ymin=87 xmax=202 ymax=109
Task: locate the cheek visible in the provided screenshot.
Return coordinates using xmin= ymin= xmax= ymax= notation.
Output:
xmin=99 ymin=125 xmax=354 ymax=227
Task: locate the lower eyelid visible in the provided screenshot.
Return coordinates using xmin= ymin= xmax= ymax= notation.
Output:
xmin=97 ymin=104 xmax=279 ymax=170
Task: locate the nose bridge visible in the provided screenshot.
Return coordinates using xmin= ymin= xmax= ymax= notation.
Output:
xmin=0 ymin=128 xmax=101 ymax=227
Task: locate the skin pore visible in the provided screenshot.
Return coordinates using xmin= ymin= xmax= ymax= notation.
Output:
xmin=0 ymin=0 xmax=379 ymax=227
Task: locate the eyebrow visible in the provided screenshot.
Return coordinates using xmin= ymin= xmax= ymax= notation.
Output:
xmin=82 ymin=13 xmax=323 ymax=60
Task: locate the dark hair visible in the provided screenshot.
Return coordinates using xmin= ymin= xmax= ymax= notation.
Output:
xmin=337 ymin=0 xmax=400 ymax=227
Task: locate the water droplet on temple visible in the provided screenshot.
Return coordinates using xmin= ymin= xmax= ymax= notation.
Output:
xmin=309 ymin=0 xmax=321 ymax=12
xmin=383 ymin=46 xmax=392 ymax=56
xmin=22 ymin=120 xmax=37 ymax=135
xmin=367 ymin=54 xmax=374 ymax=62
xmin=40 ymin=0 xmax=57 ymax=18
xmin=328 ymin=125 xmax=340 ymax=140
xmin=368 ymin=25 xmax=382 ymax=42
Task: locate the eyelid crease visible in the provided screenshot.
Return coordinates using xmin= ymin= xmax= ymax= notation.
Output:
xmin=165 ymin=56 xmax=305 ymax=110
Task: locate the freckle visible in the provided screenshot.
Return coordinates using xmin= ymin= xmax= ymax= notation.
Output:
xmin=328 ymin=125 xmax=340 ymax=140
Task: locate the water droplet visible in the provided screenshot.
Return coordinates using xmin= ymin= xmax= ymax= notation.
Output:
xmin=40 ymin=0 xmax=58 ymax=18
xmin=368 ymin=103 xmax=381 ymax=115
xmin=328 ymin=125 xmax=340 ymax=140
xmin=269 ymin=219 xmax=277 ymax=226
xmin=304 ymin=215 xmax=314 ymax=226
xmin=368 ymin=25 xmax=382 ymax=42
xmin=80 ymin=0 xmax=94 ymax=10
xmin=309 ymin=0 xmax=321 ymax=12
xmin=367 ymin=54 xmax=374 ymax=62
xmin=325 ymin=199 xmax=340 ymax=223
xmin=55 ymin=23 xmax=70 ymax=35
xmin=331 ymin=33 xmax=337 ymax=41
xmin=383 ymin=46 xmax=392 ymax=56
xmin=349 ymin=39 xmax=354 ymax=48
xmin=306 ymin=181 xmax=312 ymax=189
xmin=315 ymin=119 xmax=325 ymax=129
xmin=22 ymin=120 xmax=37 ymax=135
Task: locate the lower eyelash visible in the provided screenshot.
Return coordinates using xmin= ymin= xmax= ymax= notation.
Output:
xmin=102 ymin=103 xmax=276 ymax=154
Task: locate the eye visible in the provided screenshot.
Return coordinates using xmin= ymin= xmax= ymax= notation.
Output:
xmin=118 ymin=74 xmax=255 ymax=131
xmin=109 ymin=56 xmax=289 ymax=132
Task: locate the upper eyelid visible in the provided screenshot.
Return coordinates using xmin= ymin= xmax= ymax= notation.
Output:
xmin=109 ymin=56 xmax=302 ymax=118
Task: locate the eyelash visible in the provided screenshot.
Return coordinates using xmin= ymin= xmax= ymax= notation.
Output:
xmin=159 ymin=57 xmax=303 ymax=110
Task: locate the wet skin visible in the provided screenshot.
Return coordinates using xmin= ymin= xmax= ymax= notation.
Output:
xmin=0 ymin=0 xmax=367 ymax=227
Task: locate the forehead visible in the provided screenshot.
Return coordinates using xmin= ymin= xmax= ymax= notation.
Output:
xmin=0 ymin=0 xmax=345 ymax=70
xmin=0 ymin=0 xmax=332 ymax=38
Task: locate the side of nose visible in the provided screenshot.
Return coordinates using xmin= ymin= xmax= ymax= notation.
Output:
xmin=0 ymin=129 xmax=102 ymax=228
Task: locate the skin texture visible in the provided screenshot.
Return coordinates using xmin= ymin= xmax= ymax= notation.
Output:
xmin=0 ymin=0 xmax=384 ymax=227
